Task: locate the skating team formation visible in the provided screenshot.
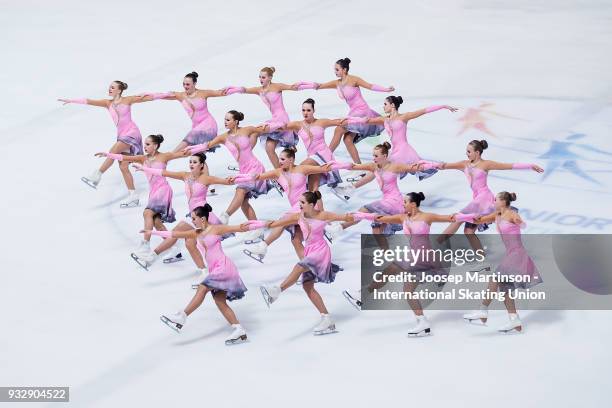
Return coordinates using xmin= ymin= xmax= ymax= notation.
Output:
xmin=59 ymin=58 xmax=545 ymax=345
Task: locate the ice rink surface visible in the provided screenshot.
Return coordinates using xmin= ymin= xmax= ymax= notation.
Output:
xmin=1 ymin=1 xmax=611 ymax=406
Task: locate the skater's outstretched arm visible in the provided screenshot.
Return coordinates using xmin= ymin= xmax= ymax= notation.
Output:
xmin=210 ymin=223 xmax=250 ymax=235
xmin=221 ymin=86 xmax=260 ymax=95
xmin=318 ymin=118 xmax=344 ymax=128
xmin=484 ymin=160 xmax=544 ymax=173
xmin=282 ymin=120 xmax=302 ymax=132
xmin=376 ymin=214 xmax=403 ymax=224
xmin=440 ymin=160 xmax=468 ymax=171
xmin=316 ymin=80 xmax=338 ymax=90
xmin=255 ymin=169 xmax=281 ymax=181
xmin=298 ymin=163 xmax=334 ymax=175
xmin=123 ymin=94 xmax=162 ymax=104
xmin=400 ymin=105 xmax=458 ymax=121
xmin=472 ymin=212 xmax=497 ymax=225
xmin=274 ymin=82 xmax=300 ymax=92
xmin=201 ymin=175 xmax=235 ymax=186
xmin=95 ymin=152 xmax=146 ymax=163
xmin=354 ymin=76 xmax=394 ymax=92
xmin=351 ymin=162 xmax=377 ymax=172
xmin=201 ymin=89 xmax=227 ymax=98
xmin=424 ymin=213 xmax=455 ymax=223
xmin=160 ymin=170 xmax=187 ymax=181
xmin=321 ymin=212 xmax=354 ymax=223
xmin=57 ymin=98 xmax=109 ymax=108
xmin=389 ymin=162 xmax=421 ymax=174
xmin=137 ymin=92 xmax=177 ymax=101
xmin=268 ymin=214 xmax=300 ymax=229
xmin=353 ymin=172 xmax=376 ymax=188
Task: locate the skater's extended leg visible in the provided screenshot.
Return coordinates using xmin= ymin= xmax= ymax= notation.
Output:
xmin=185 ymin=285 xmax=210 ymax=315
xmin=302 ymin=281 xmax=329 ymax=314
xmin=213 ymin=291 xmax=239 ymax=325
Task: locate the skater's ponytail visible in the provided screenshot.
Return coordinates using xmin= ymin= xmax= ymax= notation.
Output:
xmin=281 ymin=146 xmax=297 ymax=160
xmin=469 ymin=139 xmax=488 ymax=155
xmin=193 ymin=203 xmax=213 ymax=220
xmin=228 ymin=110 xmax=244 ymax=122
xmin=386 ymin=95 xmax=403 ymax=109
xmin=375 ymin=141 xmax=391 ymax=156
xmin=336 ymin=57 xmax=351 ymax=72
xmin=147 ymin=134 xmax=164 ymax=149
xmin=303 ymin=190 xmax=322 ymax=205
xmin=406 ymin=192 xmax=426 ymax=207
xmin=113 ymin=80 xmax=128 ymax=94
xmin=498 ymin=191 xmax=517 ymax=207
xmin=185 ymin=71 xmax=199 ymax=83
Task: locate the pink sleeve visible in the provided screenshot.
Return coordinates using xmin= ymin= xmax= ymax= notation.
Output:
xmin=425 ymin=105 xmax=444 ymax=113
xmin=225 ymin=86 xmax=246 ymax=95
xmin=68 ymin=98 xmax=88 ymax=104
xmin=295 ymin=81 xmax=319 ymax=90
xmin=512 ymin=163 xmax=533 ymax=170
xmin=150 ymin=230 xmax=172 ymax=238
xmin=330 ymin=161 xmax=353 ymax=170
xmin=246 ymin=220 xmax=268 ymax=230
xmin=188 ymin=143 xmax=209 ymax=154
xmin=418 ymin=160 xmax=442 ymax=170
xmin=370 ymin=84 xmax=391 ymax=92
xmin=352 ymin=212 xmax=378 ymax=221
xmin=455 ymin=213 xmax=477 ymax=223
xmin=105 ymin=153 xmax=123 ymax=161
xmin=346 ymin=116 xmax=368 ymax=124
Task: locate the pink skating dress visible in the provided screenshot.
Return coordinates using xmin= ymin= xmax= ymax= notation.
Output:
xmin=109 ymin=102 xmax=143 ymax=155
xmin=297 ymin=215 xmax=342 ymax=284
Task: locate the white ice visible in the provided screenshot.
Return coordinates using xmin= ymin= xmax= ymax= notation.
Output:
xmin=1 ymin=0 xmax=612 ymax=407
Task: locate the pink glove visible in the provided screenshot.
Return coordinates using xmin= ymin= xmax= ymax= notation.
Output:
xmin=294 ymin=81 xmax=319 ymax=90
xmin=512 ymin=163 xmax=534 ymax=170
xmin=346 ymin=116 xmax=368 ymax=124
xmin=133 ymin=163 xmax=163 ymax=176
xmin=224 ymin=86 xmax=246 ymax=95
xmin=102 ymin=152 xmax=123 ymax=161
xmin=352 ymin=212 xmax=378 ymax=221
xmin=246 ymin=220 xmax=268 ymax=230
xmin=425 ymin=105 xmax=445 ymax=113
xmin=370 ymin=84 xmax=392 ymax=92
xmin=455 ymin=213 xmax=477 ymax=223
xmin=188 ymin=143 xmax=209 ymax=154
xmin=139 ymin=92 xmax=173 ymax=100
xmin=60 ymin=98 xmax=87 ymax=104
xmin=418 ymin=160 xmax=442 ymax=170
xmin=329 ymin=161 xmax=353 ymax=170
xmin=150 ymin=230 xmax=172 ymax=238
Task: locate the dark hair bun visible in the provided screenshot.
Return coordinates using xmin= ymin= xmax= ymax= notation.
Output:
xmin=343 ymin=57 xmax=351 ymax=64
xmin=228 ymin=110 xmax=244 ymax=121
xmin=418 ymin=192 xmax=425 ymax=200
xmin=203 ymin=203 xmax=212 ymax=212
xmin=190 ymin=71 xmax=198 ymax=79
xmin=193 ymin=152 xmax=207 ymax=163
xmin=382 ymin=141 xmax=391 ymax=149
xmin=480 ymin=140 xmax=489 ymax=150
xmin=237 ymin=111 xmax=244 ymax=121
xmin=303 ymin=98 xmax=315 ymax=107
xmin=114 ymin=80 xmax=128 ymax=91
xmin=148 ymin=134 xmax=164 ymax=146
xmin=315 ymin=191 xmax=322 ymax=199
xmin=509 ymin=192 xmax=517 ymax=201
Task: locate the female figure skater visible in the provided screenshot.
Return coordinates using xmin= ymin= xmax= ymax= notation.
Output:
xmin=191 ymin=110 xmax=272 ymax=243
xmin=149 ymin=204 xmax=253 ymax=345
xmin=282 ymin=98 xmax=347 ymax=195
xmin=328 ymin=142 xmax=420 ymax=240
xmin=462 ymin=192 xmax=542 ymax=333
xmin=222 ymin=67 xmax=307 ymax=168
xmin=95 ymin=134 xmax=187 ymax=262
xmin=298 ymin=57 xmax=394 ymax=164
xmin=144 ymin=71 xmax=228 ymax=153
xmin=125 ymin=152 xmax=235 ymax=286
xmin=59 ymin=80 xmax=159 ymax=207
xmin=343 ymin=192 xmax=460 ymax=337
xmin=345 ymin=96 xmax=457 ymax=180
xmin=259 ymin=191 xmax=354 ymax=335
xmin=421 ymin=139 xmax=543 ymax=251
xmin=242 ymin=147 xmax=335 ymax=262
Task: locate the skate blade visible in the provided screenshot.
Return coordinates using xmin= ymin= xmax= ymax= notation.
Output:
xmin=468 ymin=265 xmax=491 ymax=273
xmin=162 ymin=254 xmax=184 ymax=264
xmin=81 ymin=177 xmax=98 ymax=189
xmin=330 ymin=190 xmax=350 ymax=202
xmin=342 ymin=290 xmax=363 ymax=311
xmin=191 ymin=283 xmax=203 ymax=290
xmin=313 ymin=326 xmax=338 ymax=336
xmin=407 ymin=328 xmax=432 ymax=337
xmin=120 ymin=201 xmax=140 ymax=209
xmin=160 ymin=316 xmax=182 ymax=333
xmin=259 ymin=286 xmax=272 ymax=308
xmin=346 ymin=173 xmax=366 ymax=183
xmin=324 ymin=232 xmax=333 ymax=244
xmin=463 ymin=317 xmax=488 ymax=325
xmin=224 ymin=335 xmax=248 ymax=346
xmin=242 ymin=250 xmax=264 ymax=263
xmin=498 ymin=326 xmax=523 ymax=334
xmin=130 ymin=253 xmax=149 ymax=271
xmin=243 ymin=237 xmax=263 ymax=245
xmin=227 ymin=166 xmax=238 ymax=171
